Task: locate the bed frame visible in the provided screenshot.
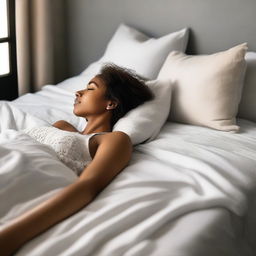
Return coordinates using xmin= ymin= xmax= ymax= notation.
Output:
xmin=65 ymin=0 xmax=256 ymax=76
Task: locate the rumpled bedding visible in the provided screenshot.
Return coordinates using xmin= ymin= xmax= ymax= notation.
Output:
xmin=0 ymin=83 xmax=256 ymax=255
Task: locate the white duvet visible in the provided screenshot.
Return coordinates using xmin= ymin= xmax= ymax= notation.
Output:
xmin=1 ymin=81 xmax=256 ymax=256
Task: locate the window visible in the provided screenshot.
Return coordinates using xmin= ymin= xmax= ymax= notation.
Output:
xmin=0 ymin=0 xmax=18 ymax=100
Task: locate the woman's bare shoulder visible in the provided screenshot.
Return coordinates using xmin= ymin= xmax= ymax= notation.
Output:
xmin=101 ymin=131 xmax=130 ymax=142
xmin=52 ymin=120 xmax=78 ymax=132
xmin=88 ymin=131 xmax=131 ymax=160
xmin=92 ymin=131 xmax=131 ymax=149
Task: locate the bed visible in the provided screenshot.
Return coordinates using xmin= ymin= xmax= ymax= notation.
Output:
xmin=1 ymin=0 xmax=256 ymax=255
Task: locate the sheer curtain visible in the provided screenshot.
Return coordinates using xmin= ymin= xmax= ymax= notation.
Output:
xmin=16 ymin=0 xmax=67 ymax=95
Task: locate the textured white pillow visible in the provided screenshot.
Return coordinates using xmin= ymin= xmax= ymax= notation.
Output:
xmin=238 ymin=52 xmax=256 ymax=122
xmin=157 ymin=43 xmax=248 ymax=132
xmin=81 ymin=23 xmax=189 ymax=80
xmin=113 ymin=80 xmax=172 ymax=145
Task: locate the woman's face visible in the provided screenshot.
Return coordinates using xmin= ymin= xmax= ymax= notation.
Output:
xmin=73 ymin=76 xmax=110 ymax=118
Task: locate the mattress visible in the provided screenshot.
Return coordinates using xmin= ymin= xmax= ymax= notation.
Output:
xmin=0 ymin=79 xmax=256 ymax=256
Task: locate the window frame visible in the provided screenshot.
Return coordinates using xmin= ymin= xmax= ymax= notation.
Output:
xmin=0 ymin=0 xmax=18 ymax=100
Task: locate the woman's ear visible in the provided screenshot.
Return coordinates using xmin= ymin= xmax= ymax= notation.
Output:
xmin=106 ymin=100 xmax=118 ymax=110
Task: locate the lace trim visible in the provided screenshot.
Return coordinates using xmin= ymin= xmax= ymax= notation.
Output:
xmin=24 ymin=126 xmax=91 ymax=175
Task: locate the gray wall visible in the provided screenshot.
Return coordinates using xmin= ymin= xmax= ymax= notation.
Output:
xmin=65 ymin=0 xmax=256 ymax=77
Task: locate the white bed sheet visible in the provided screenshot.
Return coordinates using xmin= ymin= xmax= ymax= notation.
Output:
xmin=0 ymin=79 xmax=256 ymax=256
xmin=11 ymin=77 xmax=88 ymax=131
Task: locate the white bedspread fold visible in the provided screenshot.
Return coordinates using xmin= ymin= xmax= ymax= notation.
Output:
xmin=1 ymin=96 xmax=256 ymax=256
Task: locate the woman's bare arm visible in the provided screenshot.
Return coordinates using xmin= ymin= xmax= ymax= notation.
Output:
xmin=0 ymin=131 xmax=132 ymax=256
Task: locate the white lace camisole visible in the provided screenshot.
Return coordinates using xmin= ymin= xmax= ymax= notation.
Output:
xmin=23 ymin=126 xmax=106 ymax=176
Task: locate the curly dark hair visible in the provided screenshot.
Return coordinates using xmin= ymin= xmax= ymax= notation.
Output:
xmin=97 ymin=63 xmax=154 ymax=127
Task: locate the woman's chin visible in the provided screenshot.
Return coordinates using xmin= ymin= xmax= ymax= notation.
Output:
xmin=73 ymin=108 xmax=79 ymax=116
xmin=73 ymin=108 xmax=86 ymax=118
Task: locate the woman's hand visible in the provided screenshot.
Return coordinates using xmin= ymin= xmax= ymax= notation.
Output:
xmin=0 ymin=227 xmax=21 ymax=256
xmin=0 ymin=179 xmax=96 ymax=256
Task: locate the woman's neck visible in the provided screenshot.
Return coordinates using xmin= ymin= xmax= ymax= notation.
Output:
xmin=81 ymin=116 xmax=112 ymax=134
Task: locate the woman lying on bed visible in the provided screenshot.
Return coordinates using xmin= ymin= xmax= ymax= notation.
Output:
xmin=0 ymin=64 xmax=153 ymax=255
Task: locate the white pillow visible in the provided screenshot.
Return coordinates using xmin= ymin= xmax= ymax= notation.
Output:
xmin=57 ymin=63 xmax=102 ymax=92
xmin=238 ymin=52 xmax=256 ymax=122
xmin=113 ymin=80 xmax=172 ymax=145
xmin=157 ymin=43 xmax=248 ymax=132
xmin=81 ymin=23 xmax=189 ymax=80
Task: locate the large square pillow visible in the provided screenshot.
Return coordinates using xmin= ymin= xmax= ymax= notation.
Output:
xmin=80 ymin=23 xmax=189 ymax=80
xmin=113 ymin=80 xmax=172 ymax=145
xmin=157 ymin=43 xmax=248 ymax=132
xmin=238 ymin=52 xmax=256 ymax=122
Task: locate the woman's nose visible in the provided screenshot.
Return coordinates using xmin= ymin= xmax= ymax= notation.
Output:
xmin=75 ymin=91 xmax=81 ymax=97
